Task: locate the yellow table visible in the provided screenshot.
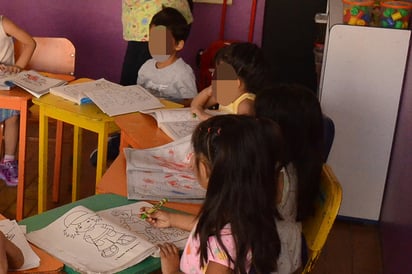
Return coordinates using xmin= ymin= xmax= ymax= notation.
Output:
xmin=32 ymin=80 xmax=119 ymax=214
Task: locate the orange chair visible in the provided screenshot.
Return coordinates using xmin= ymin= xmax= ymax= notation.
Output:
xmin=301 ymin=164 xmax=343 ymax=273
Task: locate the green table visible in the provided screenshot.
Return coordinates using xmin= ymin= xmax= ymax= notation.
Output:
xmin=19 ymin=193 xmax=161 ymax=274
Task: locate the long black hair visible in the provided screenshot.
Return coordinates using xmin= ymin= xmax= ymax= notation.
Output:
xmin=192 ymin=115 xmax=283 ymax=274
xmin=255 ymin=83 xmax=324 ymax=221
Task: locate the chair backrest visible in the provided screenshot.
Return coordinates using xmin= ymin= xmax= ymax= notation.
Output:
xmin=301 ymin=164 xmax=342 ymax=273
xmin=322 ymin=114 xmax=335 ymax=162
xmin=14 ymin=37 xmax=75 ymax=77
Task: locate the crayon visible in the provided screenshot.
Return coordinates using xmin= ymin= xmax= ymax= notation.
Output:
xmin=140 ymin=198 xmax=168 ymax=220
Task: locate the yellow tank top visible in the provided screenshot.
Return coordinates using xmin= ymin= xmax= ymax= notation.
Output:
xmin=218 ymin=93 xmax=256 ymax=114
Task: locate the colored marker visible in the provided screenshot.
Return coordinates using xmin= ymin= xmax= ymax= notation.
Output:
xmin=140 ymin=198 xmax=168 ymax=220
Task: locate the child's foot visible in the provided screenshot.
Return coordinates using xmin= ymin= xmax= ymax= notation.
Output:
xmin=0 ymin=160 xmax=18 ymax=187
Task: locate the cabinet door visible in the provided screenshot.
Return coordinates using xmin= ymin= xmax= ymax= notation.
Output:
xmin=320 ymin=25 xmax=410 ymax=220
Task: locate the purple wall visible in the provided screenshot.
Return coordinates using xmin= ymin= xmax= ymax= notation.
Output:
xmin=1 ymin=1 xmax=265 ymax=84
xmin=380 ymin=54 xmax=412 ymax=272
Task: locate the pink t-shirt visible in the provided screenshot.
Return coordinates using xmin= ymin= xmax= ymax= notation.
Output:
xmin=180 ymin=223 xmax=251 ymax=273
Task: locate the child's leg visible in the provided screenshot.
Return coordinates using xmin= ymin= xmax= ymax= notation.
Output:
xmin=3 ymin=115 xmax=18 ymax=159
xmin=0 ymin=114 xmax=19 ymax=186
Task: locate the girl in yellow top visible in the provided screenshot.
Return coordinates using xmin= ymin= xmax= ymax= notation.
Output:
xmin=191 ymin=42 xmax=269 ymax=121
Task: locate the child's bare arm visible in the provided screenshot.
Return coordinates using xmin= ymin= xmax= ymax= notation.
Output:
xmin=190 ymin=86 xmax=217 ymax=120
xmin=2 ymin=16 xmax=36 ymax=72
xmin=237 ymin=98 xmax=255 ymax=116
xmin=0 ymin=231 xmax=24 ymax=271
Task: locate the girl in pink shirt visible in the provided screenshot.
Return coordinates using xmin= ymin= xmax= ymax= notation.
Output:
xmin=142 ymin=115 xmax=301 ymax=274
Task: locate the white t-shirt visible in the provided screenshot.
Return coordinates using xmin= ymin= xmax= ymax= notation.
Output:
xmin=0 ymin=15 xmax=15 ymax=65
xmin=137 ymin=58 xmax=197 ymax=102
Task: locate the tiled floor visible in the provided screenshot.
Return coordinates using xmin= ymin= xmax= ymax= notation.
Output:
xmin=0 ymin=119 xmax=383 ymax=273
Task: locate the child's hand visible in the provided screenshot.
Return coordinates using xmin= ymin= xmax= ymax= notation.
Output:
xmin=140 ymin=207 xmax=171 ymax=228
xmin=2 ymin=65 xmax=21 ymax=74
xmin=158 ymin=243 xmax=180 ymax=274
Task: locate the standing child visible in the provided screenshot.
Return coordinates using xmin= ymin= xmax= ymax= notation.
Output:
xmin=141 ymin=115 xmax=301 ymax=274
xmin=255 ymin=83 xmax=324 ymax=223
xmin=190 ymin=42 xmax=269 ymax=121
xmin=137 ymin=7 xmax=197 ymax=106
xmin=0 ymin=15 xmax=36 ymax=186
xmin=0 ymin=231 xmax=24 ymax=273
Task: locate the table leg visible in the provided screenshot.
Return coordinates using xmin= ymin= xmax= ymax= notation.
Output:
xmin=52 ymin=120 xmax=64 ymax=202
xmin=72 ymin=126 xmax=82 ymax=202
xmin=38 ymin=108 xmax=49 ymax=214
xmin=95 ymin=127 xmax=108 ymax=185
xmin=16 ymin=101 xmax=28 ymax=221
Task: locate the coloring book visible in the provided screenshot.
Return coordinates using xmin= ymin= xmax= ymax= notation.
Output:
xmin=26 ymin=201 xmax=189 ymax=274
xmin=12 ymin=70 xmax=67 ymax=98
xmin=125 ymin=135 xmax=206 ymax=202
xmin=84 ymin=84 xmax=164 ymax=116
xmin=49 ymin=78 xmax=122 ymax=105
xmin=141 ymin=107 xmax=222 ymax=140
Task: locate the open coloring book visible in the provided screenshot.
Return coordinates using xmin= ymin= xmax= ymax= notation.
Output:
xmin=125 ymin=135 xmax=206 ymax=202
xmin=84 ymin=84 xmax=164 ymax=116
xmin=141 ymin=107 xmax=223 ymax=140
xmin=12 ymin=70 xmax=67 ymax=98
xmin=26 ymin=201 xmax=189 ymax=274
xmin=49 ymin=78 xmax=122 ymax=105
xmin=0 ymin=219 xmax=40 ymax=271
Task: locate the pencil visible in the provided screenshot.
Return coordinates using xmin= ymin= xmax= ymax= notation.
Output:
xmin=140 ymin=198 xmax=168 ymax=220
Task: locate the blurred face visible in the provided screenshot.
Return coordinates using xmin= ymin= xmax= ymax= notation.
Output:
xmin=212 ymin=62 xmax=239 ymax=105
xmin=148 ymin=25 xmax=175 ymax=62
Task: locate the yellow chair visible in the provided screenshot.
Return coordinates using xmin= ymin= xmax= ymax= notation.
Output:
xmin=301 ymin=164 xmax=343 ymax=273
xmin=14 ymin=36 xmax=76 ymax=80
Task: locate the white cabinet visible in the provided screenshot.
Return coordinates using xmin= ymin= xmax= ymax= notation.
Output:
xmin=319 ymin=1 xmax=410 ymax=220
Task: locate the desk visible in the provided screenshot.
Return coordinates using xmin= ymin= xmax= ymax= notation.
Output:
xmin=32 ymin=86 xmax=120 ymax=214
xmin=0 ymin=88 xmax=31 ymax=221
xmin=97 ymin=112 xmax=201 ymax=216
xmin=19 ymin=193 xmax=170 ymax=274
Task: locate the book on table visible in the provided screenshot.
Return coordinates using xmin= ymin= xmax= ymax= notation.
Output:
xmin=11 ymin=70 xmax=67 ymax=98
xmin=49 ymin=78 xmax=123 ymax=105
xmin=26 ymin=201 xmax=190 ymax=274
xmin=83 ymin=84 xmax=165 ymax=116
xmin=140 ymin=107 xmax=223 ymax=141
xmin=125 ymin=135 xmax=206 ymax=203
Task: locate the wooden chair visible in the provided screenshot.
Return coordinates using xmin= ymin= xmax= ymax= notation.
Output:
xmin=14 ymin=37 xmax=76 ymax=80
xmin=301 ymin=164 xmax=343 ymax=273
xmin=3 ymin=37 xmax=76 ymax=217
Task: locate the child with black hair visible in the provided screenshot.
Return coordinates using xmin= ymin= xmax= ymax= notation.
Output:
xmin=120 ymin=0 xmax=193 ymax=86
xmin=137 ymin=7 xmax=197 ymax=106
xmin=141 ymin=115 xmax=301 ymax=274
xmin=255 ymin=83 xmax=324 ymax=223
xmin=191 ymin=42 xmax=269 ymax=121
